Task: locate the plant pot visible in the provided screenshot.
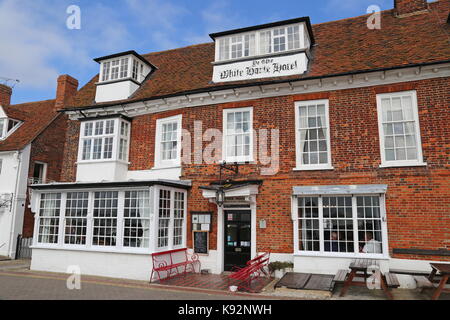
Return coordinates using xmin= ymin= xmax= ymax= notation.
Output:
xmin=274 ymin=269 xmax=286 ymax=279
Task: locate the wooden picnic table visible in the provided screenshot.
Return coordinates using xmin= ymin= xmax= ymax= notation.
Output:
xmin=338 ymin=258 xmax=399 ymax=300
xmin=428 ymin=263 xmax=450 ymax=300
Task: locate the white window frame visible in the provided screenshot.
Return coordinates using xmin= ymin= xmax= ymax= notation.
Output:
xmin=32 ymin=161 xmax=48 ymax=184
xmin=376 ymin=90 xmax=426 ymax=168
xmin=154 ymin=186 xmax=187 ymax=252
xmin=99 ymin=55 xmax=143 ymax=83
xmin=154 ymin=114 xmax=182 ymax=169
xmin=77 ymin=118 xmax=130 ymax=163
xmin=215 ymin=23 xmax=306 ymax=62
xmin=292 ymin=193 xmax=389 ymax=259
xmin=294 ymin=99 xmax=333 ymax=171
xmin=222 ymin=107 xmax=254 ymax=163
xmin=0 ymin=117 xmax=22 ymax=140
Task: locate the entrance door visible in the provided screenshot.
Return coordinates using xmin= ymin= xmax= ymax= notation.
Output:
xmin=224 ymin=210 xmax=251 ymax=271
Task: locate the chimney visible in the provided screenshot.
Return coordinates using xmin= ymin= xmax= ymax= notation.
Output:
xmin=55 ymin=74 xmax=78 ymax=111
xmin=394 ymin=0 xmax=428 ymax=16
xmin=0 ymin=84 xmax=12 ymax=106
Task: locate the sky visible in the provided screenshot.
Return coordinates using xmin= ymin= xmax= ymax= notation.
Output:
xmin=0 ymin=0 xmax=397 ymax=104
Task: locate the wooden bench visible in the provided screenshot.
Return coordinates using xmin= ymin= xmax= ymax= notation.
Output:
xmin=227 ymin=254 xmax=270 ymax=293
xmin=414 ymin=276 xmax=434 ymax=290
xmin=384 ymin=272 xmax=400 ymax=288
xmin=333 ymin=269 xmax=349 ymax=283
xmin=150 ymin=248 xmax=201 ymax=283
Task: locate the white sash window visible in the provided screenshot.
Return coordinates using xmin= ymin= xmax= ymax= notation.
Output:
xmin=155 ymin=115 xmax=182 ymax=168
xmin=376 ymin=91 xmax=425 ymax=167
xmin=294 ymin=100 xmax=332 ymax=170
xmin=223 ymin=107 xmax=253 ymax=163
xmin=37 ymin=193 xmax=61 ymax=244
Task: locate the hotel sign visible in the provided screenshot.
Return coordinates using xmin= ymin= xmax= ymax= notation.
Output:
xmin=212 ymin=52 xmax=308 ymax=83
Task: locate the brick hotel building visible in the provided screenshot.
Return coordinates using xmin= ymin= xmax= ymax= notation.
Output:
xmin=26 ymin=0 xmax=449 ymax=281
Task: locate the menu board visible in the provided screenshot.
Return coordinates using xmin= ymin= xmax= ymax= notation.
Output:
xmin=193 ymin=231 xmax=208 ymax=254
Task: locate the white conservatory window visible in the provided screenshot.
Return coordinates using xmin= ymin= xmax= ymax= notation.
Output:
xmin=92 ymin=191 xmax=118 ymax=247
xmin=78 ymin=118 xmax=130 ymax=162
xmin=37 ymin=193 xmax=61 ymax=244
xmin=0 ymin=117 xmax=21 ymax=140
xmin=376 ymin=91 xmax=425 ymax=167
xmin=34 ymin=187 xmax=187 ymax=253
xmin=155 ymin=115 xmax=182 ymax=168
xmin=216 ymin=23 xmax=305 ymax=62
xmin=157 ymin=188 xmax=186 ymax=250
xmin=294 ymin=100 xmax=332 ymax=170
xmin=223 ymin=107 xmax=253 ymax=163
xmin=64 ymin=192 xmax=89 ymax=245
xmin=123 ymin=190 xmax=151 ymax=248
xmin=295 ymin=194 xmax=386 ymax=257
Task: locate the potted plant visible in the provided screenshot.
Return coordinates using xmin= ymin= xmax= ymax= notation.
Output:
xmin=268 ymin=261 xmax=294 ymax=279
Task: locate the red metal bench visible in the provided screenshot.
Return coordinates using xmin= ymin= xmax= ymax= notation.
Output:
xmin=228 ymin=253 xmax=270 ymax=292
xmin=150 ymin=248 xmax=201 ymax=283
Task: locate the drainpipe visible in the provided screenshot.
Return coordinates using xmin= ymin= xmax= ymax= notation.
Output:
xmin=8 ymin=150 xmax=22 ymax=258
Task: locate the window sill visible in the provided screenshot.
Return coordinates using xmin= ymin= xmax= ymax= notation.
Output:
xmin=76 ymin=160 xmax=130 ymax=165
xmin=379 ymin=162 xmax=427 ymax=168
xmin=151 ymin=165 xmax=181 ymax=171
xmin=293 ymin=166 xmax=334 ymax=171
xmin=293 ymin=252 xmax=389 ymax=260
xmin=31 ymin=245 xmax=152 ymax=255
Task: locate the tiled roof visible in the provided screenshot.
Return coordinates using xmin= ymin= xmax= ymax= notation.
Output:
xmin=67 ymin=0 xmax=450 ymax=110
xmin=0 ymin=99 xmax=58 ymax=152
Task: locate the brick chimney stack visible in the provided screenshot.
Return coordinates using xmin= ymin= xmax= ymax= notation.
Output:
xmin=394 ymin=0 xmax=428 ymax=16
xmin=55 ymin=74 xmax=78 ymax=111
xmin=0 ymin=84 xmax=12 ymax=106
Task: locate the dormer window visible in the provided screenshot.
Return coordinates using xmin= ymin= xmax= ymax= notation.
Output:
xmin=94 ymin=51 xmax=155 ymax=103
xmin=210 ymin=17 xmax=313 ymax=83
xmin=0 ymin=117 xmax=21 ymax=140
xmin=214 ymin=22 xmax=308 ymax=63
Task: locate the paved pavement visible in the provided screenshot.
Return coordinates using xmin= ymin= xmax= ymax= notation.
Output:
xmin=0 ymin=260 xmax=448 ymax=300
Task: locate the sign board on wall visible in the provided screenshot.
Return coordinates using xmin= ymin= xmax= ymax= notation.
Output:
xmin=212 ymin=52 xmax=308 ymax=83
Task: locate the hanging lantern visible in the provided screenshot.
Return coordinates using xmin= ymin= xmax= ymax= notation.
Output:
xmin=215 ymin=188 xmax=225 ymax=207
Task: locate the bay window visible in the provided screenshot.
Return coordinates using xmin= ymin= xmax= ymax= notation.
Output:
xmin=294 ymin=100 xmax=332 ymax=170
xmin=223 ymin=107 xmax=253 ymax=163
xmin=78 ymin=118 xmax=130 ymax=162
xmin=34 ymin=186 xmax=187 ymax=252
xmin=376 ymin=91 xmax=425 ymax=167
xmin=155 ymin=115 xmax=182 ymax=168
xmin=294 ymin=186 xmax=387 ymax=257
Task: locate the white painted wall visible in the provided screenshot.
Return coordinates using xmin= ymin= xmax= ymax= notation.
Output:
xmin=31 ymin=248 xmax=153 ymax=281
xmin=0 ymin=145 xmax=31 ymax=258
xmin=127 ymin=167 xmax=182 ymax=181
xmin=95 ymin=80 xmax=140 ymax=103
xmin=76 ymin=161 xmax=128 ymax=182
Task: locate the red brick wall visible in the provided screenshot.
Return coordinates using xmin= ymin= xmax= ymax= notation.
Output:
xmin=22 ymin=114 xmax=69 ymax=237
xmin=0 ymin=84 xmax=12 ymax=106
xmin=60 ymin=77 xmax=450 ymax=261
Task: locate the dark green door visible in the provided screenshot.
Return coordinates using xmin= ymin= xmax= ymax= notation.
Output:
xmin=224 ymin=210 xmax=251 ymax=271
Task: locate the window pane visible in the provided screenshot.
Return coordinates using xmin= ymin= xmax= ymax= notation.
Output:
xmin=298 ymin=103 xmax=329 ymax=166
xmin=357 ymin=196 xmax=383 ymax=254
xmin=158 ymin=189 xmax=171 ymax=248
xmin=323 ymin=196 xmax=354 ymax=253
xmin=173 ymin=192 xmax=185 ymax=246
xmin=124 ymin=190 xmax=151 ymax=248
xmin=38 ymin=193 xmax=61 ymax=244
xmin=298 ymin=197 xmax=320 ymax=252
xmin=64 ymin=192 xmax=89 ymax=245
xmin=92 ymin=191 xmax=118 ymax=246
